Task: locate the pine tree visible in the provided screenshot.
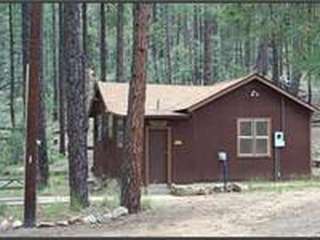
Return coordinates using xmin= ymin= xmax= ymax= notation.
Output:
xmin=120 ymin=3 xmax=151 ymax=214
xmin=9 ymin=4 xmax=15 ymax=128
xmin=58 ymin=3 xmax=66 ymax=155
xmin=37 ymin=4 xmax=49 ymax=188
xmin=64 ymin=2 xmax=89 ymax=209
xmin=100 ymin=3 xmax=107 ymax=81
xmin=116 ymin=3 xmax=124 ymax=83
xmin=52 ymin=4 xmax=58 ymax=121
xmin=203 ymin=7 xmax=214 ymax=85
xmin=22 ymin=3 xmax=31 ymax=119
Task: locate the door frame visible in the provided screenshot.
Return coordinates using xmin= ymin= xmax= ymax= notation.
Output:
xmin=145 ymin=126 xmax=172 ymax=186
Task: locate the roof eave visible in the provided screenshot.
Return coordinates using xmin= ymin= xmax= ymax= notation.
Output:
xmin=185 ymin=73 xmax=318 ymax=113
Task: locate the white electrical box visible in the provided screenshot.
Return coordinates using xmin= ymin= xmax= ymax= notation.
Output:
xmin=274 ymin=131 xmax=285 ymax=148
xmin=218 ymin=151 xmax=227 ymax=161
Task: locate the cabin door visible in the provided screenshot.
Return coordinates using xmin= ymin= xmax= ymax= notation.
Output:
xmin=148 ymin=129 xmax=168 ymax=183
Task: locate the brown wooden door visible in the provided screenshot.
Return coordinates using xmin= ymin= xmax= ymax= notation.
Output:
xmin=149 ymin=129 xmax=167 ymax=183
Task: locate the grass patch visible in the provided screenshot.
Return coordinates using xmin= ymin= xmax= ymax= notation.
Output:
xmin=95 ymin=178 xmax=121 ymax=210
xmin=244 ymin=177 xmax=320 ymax=193
xmin=0 ymin=205 xmax=22 ymax=221
xmin=0 ymin=175 xmax=69 ymax=199
xmin=38 ymin=174 xmax=69 ymax=196
xmin=0 ymin=202 xmax=83 ymax=223
xmin=37 ymin=202 xmax=81 ymax=222
xmin=100 ymin=196 xmax=120 ymax=210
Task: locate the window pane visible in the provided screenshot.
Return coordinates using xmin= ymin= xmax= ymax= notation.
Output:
xmin=256 ymin=121 xmax=268 ymax=136
xmin=117 ymin=118 xmax=124 ymax=148
xmin=240 ymin=121 xmax=252 ymax=136
xmin=256 ymin=138 xmax=268 ymax=154
xmin=239 ymin=138 xmax=254 ymax=154
xmin=97 ymin=115 xmax=103 ymax=142
xmin=108 ymin=114 xmax=113 ymax=139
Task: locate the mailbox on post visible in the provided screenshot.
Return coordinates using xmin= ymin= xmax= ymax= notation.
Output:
xmin=218 ymin=151 xmax=228 ymax=191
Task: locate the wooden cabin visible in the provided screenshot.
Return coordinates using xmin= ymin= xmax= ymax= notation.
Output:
xmin=88 ymin=73 xmax=317 ymax=185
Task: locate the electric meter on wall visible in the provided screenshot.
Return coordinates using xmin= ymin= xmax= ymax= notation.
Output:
xmin=274 ymin=131 xmax=285 ymax=148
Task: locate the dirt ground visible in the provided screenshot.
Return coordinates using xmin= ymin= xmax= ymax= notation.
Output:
xmin=4 ymin=187 xmax=320 ymax=237
xmin=3 ymin=127 xmax=320 ymax=237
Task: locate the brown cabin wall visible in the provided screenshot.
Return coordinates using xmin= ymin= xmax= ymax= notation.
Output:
xmin=93 ymin=136 xmax=123 ymax=179
xmin=92 ymin=111 xmax=124 ymax=179
xmin=170 ymin=81 xmax=311 ymax=183
xmin=92 ymin=80 xmax=311 ymax=183
xmin=281 ymin=99 xmax=311 ymax=178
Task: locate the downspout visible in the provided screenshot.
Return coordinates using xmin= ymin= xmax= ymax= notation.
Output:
xmin=276 ymin=97 xmax=286 ymax=180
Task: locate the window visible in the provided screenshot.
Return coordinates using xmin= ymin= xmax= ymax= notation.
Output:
xmin=237 ymin=118 xmax=270 ymax=157
xmin=95 ymin=114 xmax=103 ymax=142
xmin=107 ymin=114 xmax=114 ymax=139
xmin=116 ymin=118 xmax=125 ymax=148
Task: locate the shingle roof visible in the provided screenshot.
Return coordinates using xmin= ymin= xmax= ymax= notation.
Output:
xmin=95 ymin=73 xmax=317 ymax=117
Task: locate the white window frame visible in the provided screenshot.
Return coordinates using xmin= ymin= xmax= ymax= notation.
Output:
xmin=237 ymin=118 xmax=271 ymax=158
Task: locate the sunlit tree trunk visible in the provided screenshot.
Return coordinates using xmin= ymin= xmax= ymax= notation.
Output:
xmin=120 ymin=3 xmax=151 ymax=214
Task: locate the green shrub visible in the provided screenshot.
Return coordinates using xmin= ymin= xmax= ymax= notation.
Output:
xmin=0 ymin=204 xmax=8 ymax=216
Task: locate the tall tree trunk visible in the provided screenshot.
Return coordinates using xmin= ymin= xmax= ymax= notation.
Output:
xmin=100 ymin=3 xmax=107 ymax=81
xmin=22 ymin=3 xmax=31 ymax=120
xmin=270 ymin=4 xmax=279 ymax=83
xmin=183 ymin=12 xmax=193 ymax=84
xmin=290 ymin=4 xmax=302 ymax=95
xmin=284 ymin=38 xmax=290 ymax=81
xmin=192 ymin=5 xmax=200 ymax=84
xmin=176 ymin=12 xmax=181 ymax=46
xmin=198 ymin=7 xmax=204 ymax=82
xmin=52 ymin=4 xmax=58 ymax=121
xmin=37 ymin=13 xmax=49 ymax=188
xmin=116 ymin=3 xmax=124 ymax=83
xmin=244 ymin=20 xmax=251 ymax=72
xmin=203 ymin=8 xmax=214 ymax=85
xmin=58 ymin=3 xmax=66 ymax=155
xmin=82 ymin=3 xmax=87 ymax=55
xmin=9 ymin=4 xmax=15 ymax=128
xmin=278 ymin=37 xmax=283 ymax=78
xmin=307 ymin=3 xmax=312 ymax=104
xmin=24 ymin=3 xmax=42 ymax=228
xmin=291 ymin=43 xmax=302 ymax=94
xmin=151 ymin=3 xmax=159 ymax=83
xmin=164 ymin=4 xmax=172 ymax=84
xmin=255 ymin=39 xmax=269 ymax=75
xmin=82 ymin=2 xmax=88 ymax=113
xmin=120 ymin=3 xmax=151 ymax=214
xmin=271 ymin=33 xmax=279 ymax=82
xmin=82 ymin=3 xmax=87 ymax=89
xmin=64 ymin=3 xmax=89 ymax=209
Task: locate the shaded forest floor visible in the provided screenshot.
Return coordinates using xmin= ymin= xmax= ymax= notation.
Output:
xmin=4 ymin=187 xmax=320 ymax=237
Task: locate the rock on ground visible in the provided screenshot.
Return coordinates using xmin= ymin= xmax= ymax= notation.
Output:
xmin=37 ymin=222 xmax=56 ymax=228
xmin=112 ymin=207 xmax=128 ymax=219
xmin=102 ymin=213 xmax=112 ymax=223
xmin=170 ymin=182 xmax=247 ymax=196
xmin=12 ymin=220 xmax=23 ymax=229
xmin=68 ymin=216 xmax=83 ymax=225
xmin=82 ymin=215 xmax=97 ymax=224
xmin=56 ymin=220 xmax=69 ymax=227
xmin=0 ymin=219 xmax=12 ymax=232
